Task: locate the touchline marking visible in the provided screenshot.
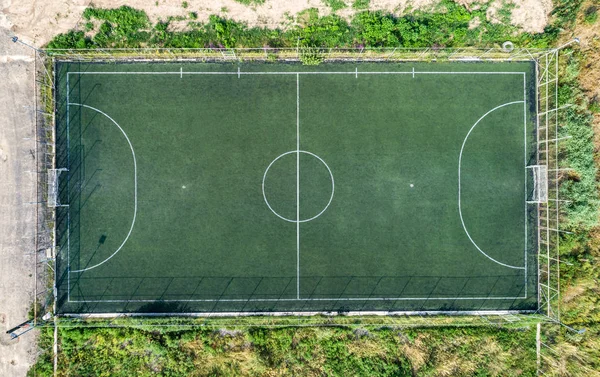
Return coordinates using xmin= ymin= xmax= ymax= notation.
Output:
xmin=523 ymin=72 xmax=528 ymax=298
xmin=458 ymin=100 xmax=526 ymax=270
xmin=68 ymin=295 xmax=527 ymax=303
xmin=66 ymin=73 xmax=71 ymax=298
xmin=68 ymin=103 xmax=138 ymax=273
xmin=63 ymin=70 xmax=531 ymax=305
xmin=68 ymin=71 xmax=526 ymax=76
xmin=296 ymin=73 xmax=300 ymax=300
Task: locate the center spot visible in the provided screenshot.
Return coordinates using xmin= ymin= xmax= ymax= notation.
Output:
xmin=262 ymin=151 xmax=334 ymax=223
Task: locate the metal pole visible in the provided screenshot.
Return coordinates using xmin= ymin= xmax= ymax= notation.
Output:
xmin=11 ymin=36 xmax=44 ymax=54
xmin=554 ymin=38 xmax=580 ymax=51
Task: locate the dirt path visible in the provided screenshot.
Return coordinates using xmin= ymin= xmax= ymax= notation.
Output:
xmin=0 ymin=27 xmax=39 ymax=377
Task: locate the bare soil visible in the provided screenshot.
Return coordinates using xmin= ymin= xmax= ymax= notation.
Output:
xmin=0 ymin=27 xmax=39 ymax=377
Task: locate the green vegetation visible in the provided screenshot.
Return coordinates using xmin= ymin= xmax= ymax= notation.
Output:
xmin=352 ymin=0 xmax=370 ymax=10
xmin=541 ymin=46 xmax=600 ymax=376
xmin=559 ymin=51 xmax=599 ymax=229
xmin=28 ymin=323 xmax=537 ymax=376
xmin=47 ymin=1 xmax=559 ymax=50
xmin=181 ymin=1 xmax=188 ymax=9
xmin=233 ymin=0 xmax=266 ymax=6
xmin=298 ymin=47 xmax=325 ymax=65
xmin=583 ymin=5 xmax=598 ymax=24
xmin=497 ymin=1 xmax=516 ymax=24
xmin=323 ymin=0 xmax=347 ymax=12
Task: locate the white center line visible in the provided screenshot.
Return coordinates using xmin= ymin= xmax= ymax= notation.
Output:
xmin=296 ymin=73 xmax=300 ymax=300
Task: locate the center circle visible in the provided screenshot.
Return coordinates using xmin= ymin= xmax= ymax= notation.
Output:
xmin=262 ymin=150 xmax=334 ymax=223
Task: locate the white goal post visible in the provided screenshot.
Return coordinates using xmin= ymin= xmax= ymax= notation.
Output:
xmin=527 ymin=165 xmax=548 ymax=204
xmin=48 ymin=168 xmax=68 ymax=207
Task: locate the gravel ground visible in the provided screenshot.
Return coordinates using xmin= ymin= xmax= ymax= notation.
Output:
xmin=0 ymin=26 xmax=41 ymax=377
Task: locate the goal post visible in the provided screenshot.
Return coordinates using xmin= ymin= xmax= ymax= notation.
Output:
xmin=48 ymin=168 xmax=68 ymax=207
xmin=527 ymin=165 xmax=548 ymax=204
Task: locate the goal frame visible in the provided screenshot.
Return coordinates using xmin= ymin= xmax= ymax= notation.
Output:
xmin=526 ymin=165 xmax=548 ymax=204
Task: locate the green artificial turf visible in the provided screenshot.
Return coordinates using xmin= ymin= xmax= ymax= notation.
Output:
xmin=54 ymin=61 xmax=538 ymax=314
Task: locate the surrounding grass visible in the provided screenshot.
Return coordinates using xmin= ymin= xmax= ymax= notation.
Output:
xmin=534 ymin=0 xmax=600 ymax=374
xmin=28 ymin=323 xmax=537 ymax=377
xmin=539 ymin=46 xmax=600 ymax=377
xmin=558 ymin=52 xmax=599 ymax=229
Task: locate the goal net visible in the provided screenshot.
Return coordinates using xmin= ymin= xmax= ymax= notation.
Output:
xmin=527 ymin=165 xmax=548 ymax=203
xmin=48 ymin=168 xmax=68 ymax=207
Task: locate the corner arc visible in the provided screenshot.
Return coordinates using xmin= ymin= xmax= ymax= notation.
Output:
xmin=68 ymin=103 xmax=138 ymax=273
xmin=458 ymin=100 xmax=526 ymax=270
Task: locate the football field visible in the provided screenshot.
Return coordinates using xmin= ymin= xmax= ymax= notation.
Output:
xmin=54 ymin=61 xmax=538 ymax=314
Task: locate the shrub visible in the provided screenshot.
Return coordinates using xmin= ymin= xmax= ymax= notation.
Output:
xmin=352 ymin=0 xmax=370 ymax=10
xmin=299 ymin=47 xmax=325 ymax=65
xmin=323 ymin=0 xmax=347 ymax=12
xmin=233 ymin=0 xmax=266 ymax=5
xmin=584 ymin=5 xmax=598 ymax=24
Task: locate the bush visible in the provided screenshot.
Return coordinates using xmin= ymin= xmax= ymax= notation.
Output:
xmin=234 ymin=0 xmax=266 ymax=5
xmin=299 ymin=47 xmax=325 ymax=65
xmin=323 ymin=0 xmax=347 ymax=12
xmin=352 ymin=0 xmax=370 ymax=10
xmin=584 ymin=5 xmax=598 ymax=24
xmin=47 ymin=30 xmax=91 ymax=49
